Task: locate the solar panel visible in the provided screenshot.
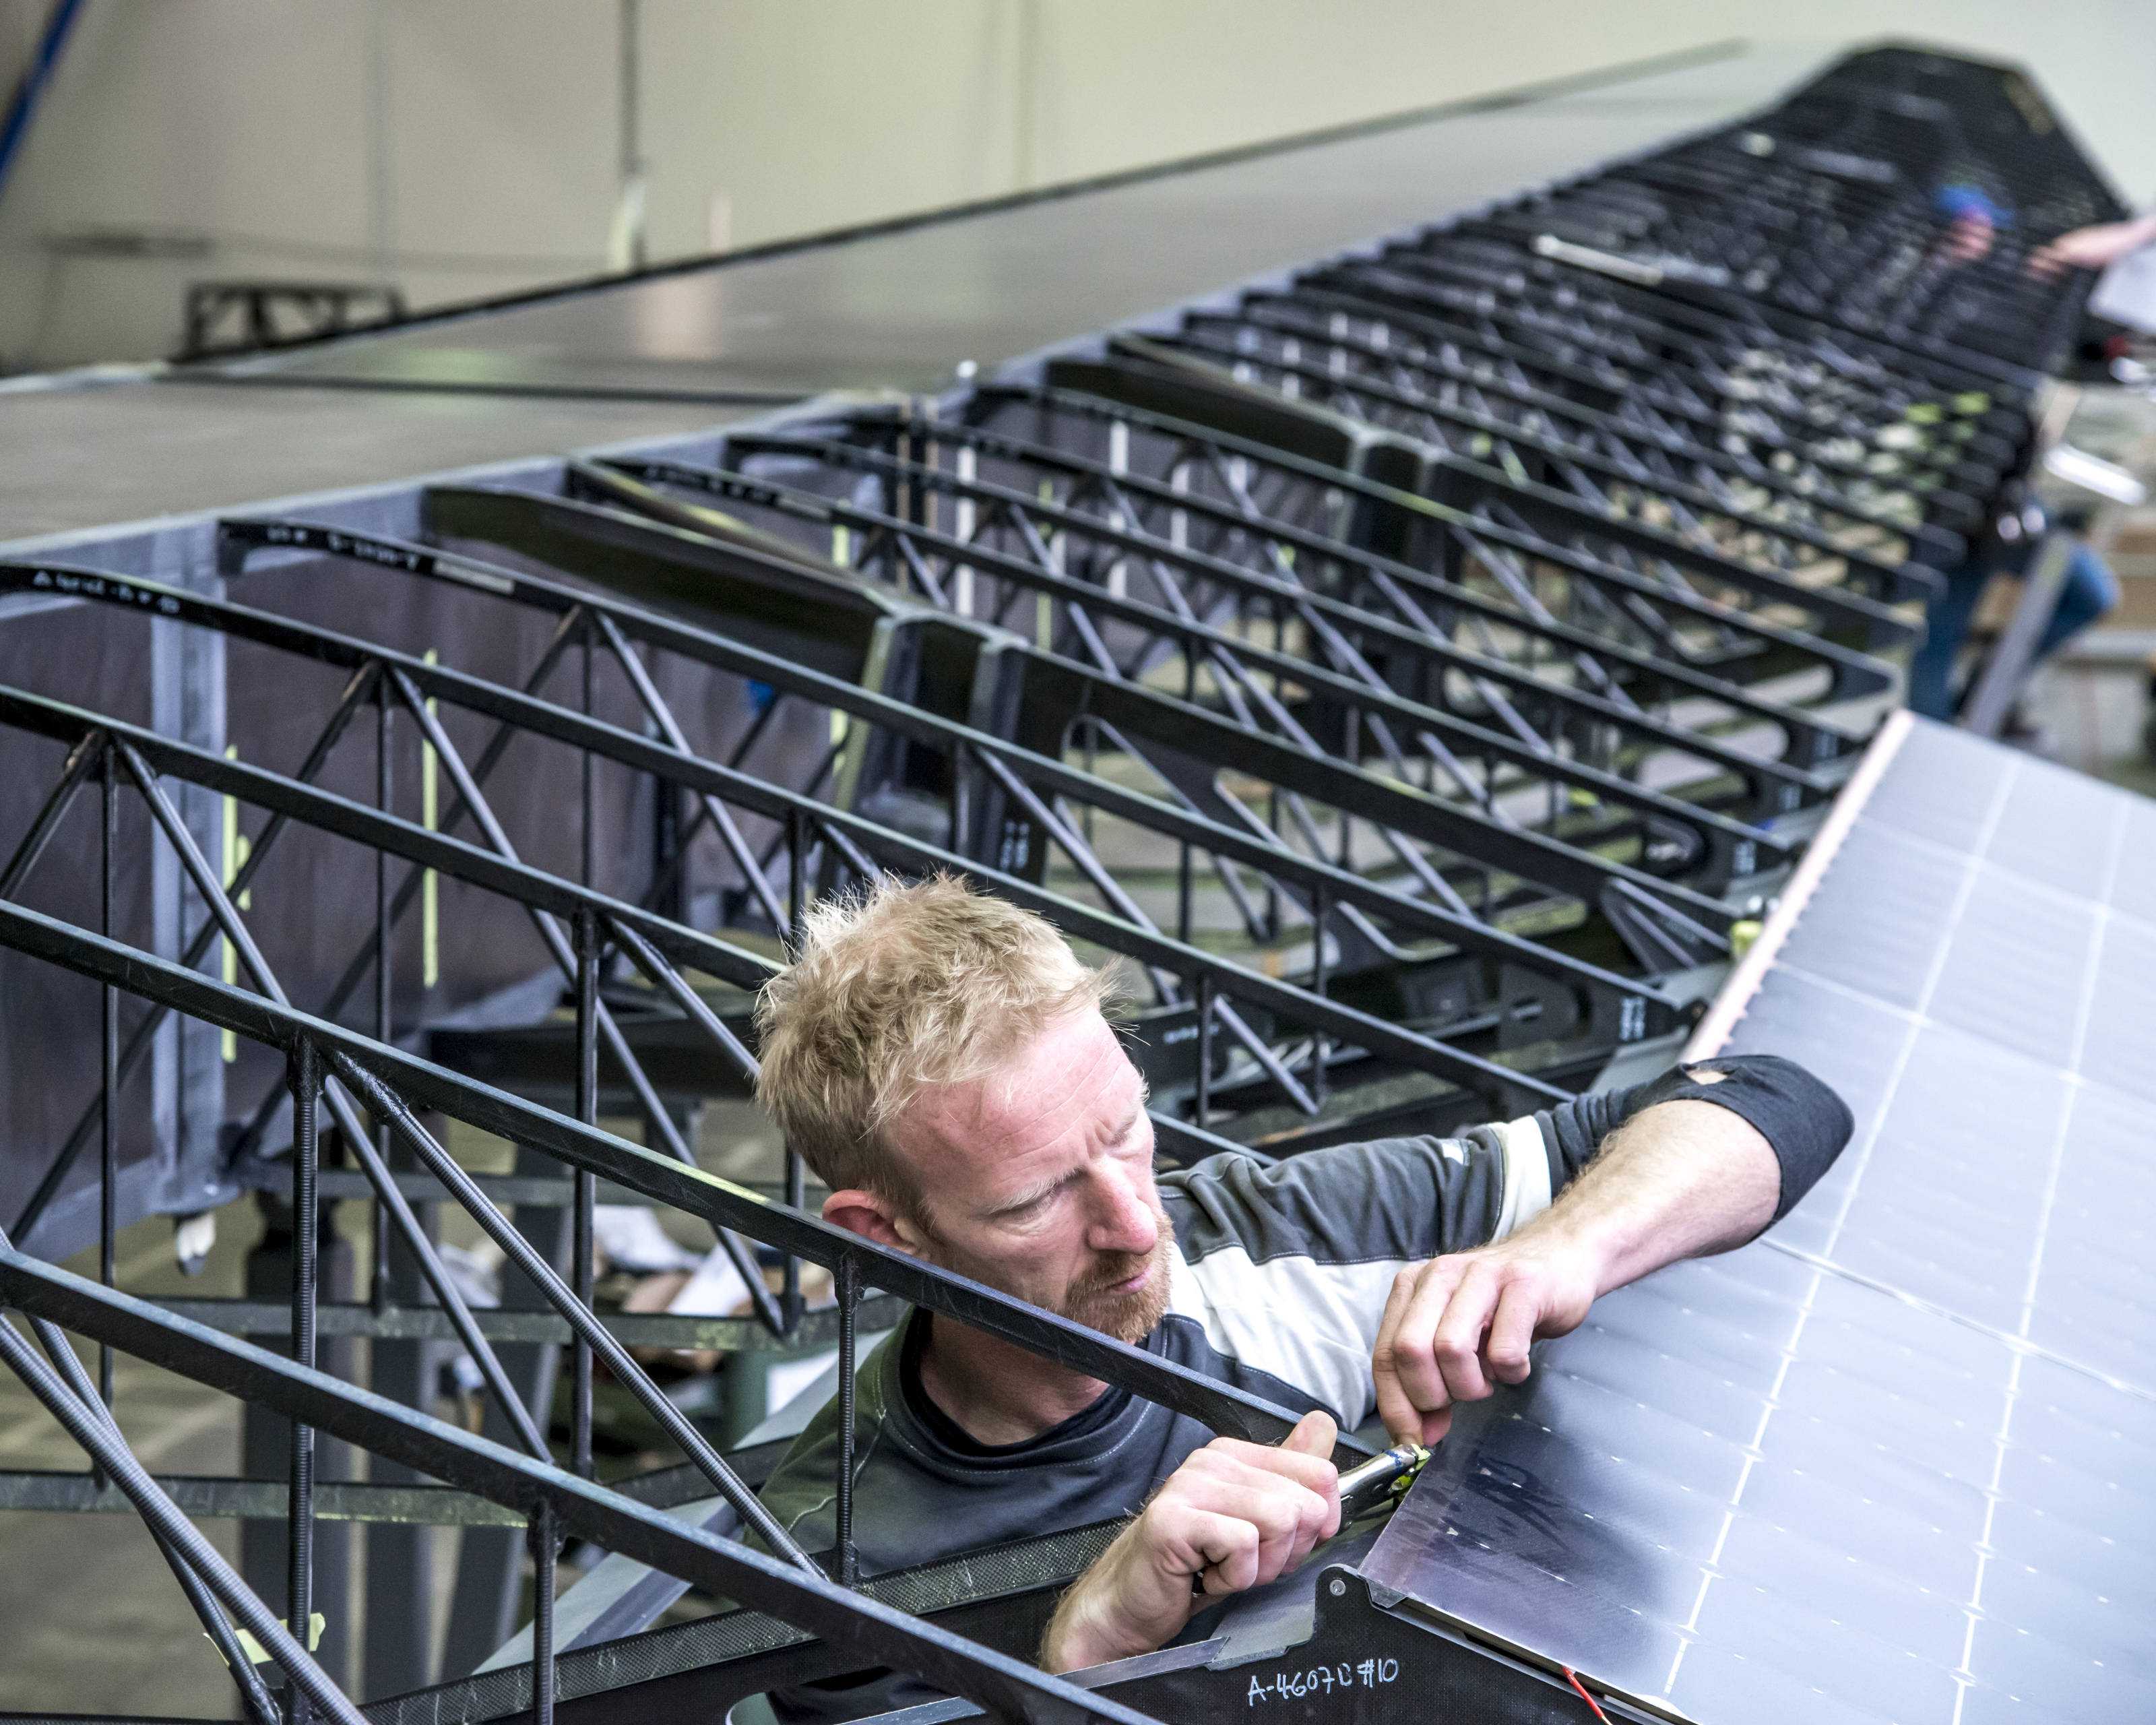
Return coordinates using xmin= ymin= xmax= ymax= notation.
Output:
xmin=1354 ymin=714 xmax=2156 ymax=1723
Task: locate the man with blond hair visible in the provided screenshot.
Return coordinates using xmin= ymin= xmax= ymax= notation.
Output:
xmin=753 ymin=875 xmax=1851 ymax=1720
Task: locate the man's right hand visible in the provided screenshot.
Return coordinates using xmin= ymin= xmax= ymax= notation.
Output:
xmin=1040 ymin=1410 xmax=1341 ymax=1674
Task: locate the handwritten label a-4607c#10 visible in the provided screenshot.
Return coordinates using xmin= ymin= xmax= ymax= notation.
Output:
xmin=1246 ymin=1657 xmax=1398 ymax=1705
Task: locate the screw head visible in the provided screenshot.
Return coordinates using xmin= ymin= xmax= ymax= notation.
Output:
xmin=1327 ymin=1577 xmax=1348 ymax=1598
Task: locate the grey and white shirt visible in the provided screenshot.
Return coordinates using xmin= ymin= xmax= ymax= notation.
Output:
xmin=759 ymin=1055 xmax=1851 ymax=1720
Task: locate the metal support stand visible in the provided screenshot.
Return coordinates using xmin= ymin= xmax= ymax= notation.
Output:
xmin=1961 ymin=532 xmax=2076 ymax=739
xmin=238 ymin=1191 xmax=356 ymax=1693
xmin=360 ymin=1135 xmax=441 ymax=1698
xmin=439 ymin=1152 xmax=569 ymax=1679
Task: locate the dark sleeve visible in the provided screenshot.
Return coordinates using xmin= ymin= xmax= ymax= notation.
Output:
xmin=1530 ymin=1053 xmax=1854 ymax=1224
xmin=1163 ymin=1053 xmax=1850 ymax=1293
xmin=1166 ymin=1129 xmax=1505 ymax=1271
xmin=769 ymin=1669 xmax=943 ymax=1724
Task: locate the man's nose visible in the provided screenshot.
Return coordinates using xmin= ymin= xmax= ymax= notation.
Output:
xmin=1086 ymin=1164 xmax=1159 ymax=1254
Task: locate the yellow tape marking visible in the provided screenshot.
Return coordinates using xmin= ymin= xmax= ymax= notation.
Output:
xmin=422 ymin=649 xmax=439 ymax=989
xmin=218 ymin=746 xmax=253 ymax=1063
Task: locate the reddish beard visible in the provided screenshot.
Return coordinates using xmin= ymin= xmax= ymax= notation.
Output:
xmin=1062 ymin=1227 xmax=1172 ymax=1344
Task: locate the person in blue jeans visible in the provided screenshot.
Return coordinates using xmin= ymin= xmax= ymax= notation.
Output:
xmin=1905 ymin=535 xmax=2120 ymax=720
xmin=1906 ymin=193 xmax=2139 ymax=720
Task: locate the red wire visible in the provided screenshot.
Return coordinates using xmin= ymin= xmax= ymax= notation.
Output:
xmin=1562 ymin=1666 xmax=1613 ymax=1725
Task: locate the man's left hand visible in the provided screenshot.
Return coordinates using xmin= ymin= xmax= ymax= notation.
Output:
xmin=1370 ymin=1237 xmax=1601 ymax=1445
xmin=1373 ymin=1090 xmax=1785 ymax=1445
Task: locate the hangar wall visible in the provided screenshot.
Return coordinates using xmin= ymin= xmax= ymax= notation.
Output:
xmin=3 ymin=0 xmax=2156 ymax=373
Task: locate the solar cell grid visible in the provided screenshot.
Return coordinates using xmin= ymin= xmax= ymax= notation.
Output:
xmin=1361 ymin=716 xmax=2156 ymax=1723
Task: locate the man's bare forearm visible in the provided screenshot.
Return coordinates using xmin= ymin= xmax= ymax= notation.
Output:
xmin=1513 ymin=1094 xmax=1780 ymax=1296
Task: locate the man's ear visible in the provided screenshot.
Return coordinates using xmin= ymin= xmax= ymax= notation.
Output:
xmin=822 ymin=1189 xmax=923 ymax=1254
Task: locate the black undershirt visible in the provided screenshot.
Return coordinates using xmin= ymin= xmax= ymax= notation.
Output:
xmin=899 ymin=1313 xmax=1135 ymax=1460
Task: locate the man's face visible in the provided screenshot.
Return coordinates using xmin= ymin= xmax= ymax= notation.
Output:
xmin=883 ymin=1007 xmax=1169 ymax=1344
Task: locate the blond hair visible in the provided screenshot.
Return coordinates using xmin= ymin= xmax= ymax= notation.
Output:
xmin=753 ymin=874 xmax=1115 ymax=1208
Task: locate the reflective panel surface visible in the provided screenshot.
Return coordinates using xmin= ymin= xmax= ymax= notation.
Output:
xmin=1363 ymin=720 xmax=2156 ymax=1723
